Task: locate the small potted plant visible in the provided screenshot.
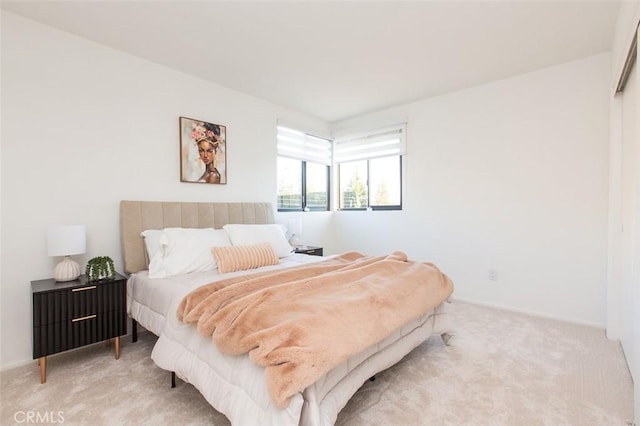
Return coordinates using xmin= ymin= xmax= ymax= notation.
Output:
xmin=85 ymin=256 xmax=116 ymax=282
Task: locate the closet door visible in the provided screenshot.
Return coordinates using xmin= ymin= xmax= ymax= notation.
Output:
xmin=619 ymin=35 xmax=639 ymax=385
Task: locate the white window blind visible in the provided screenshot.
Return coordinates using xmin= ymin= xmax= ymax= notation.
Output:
xmin=334 ymin=124 xmax=406 ymax=163
xmin=277 ymin=126 xmax=332 ymax=166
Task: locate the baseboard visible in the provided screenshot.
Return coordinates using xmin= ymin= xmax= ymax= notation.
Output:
xmin=1 ymin=358 xmax=34 ymax=372
xmin=0 ymin=332 xmax=135 ymax=373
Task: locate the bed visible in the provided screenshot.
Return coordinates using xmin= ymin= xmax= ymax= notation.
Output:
xmin=120 ymin=200 xmax=453 ymax=425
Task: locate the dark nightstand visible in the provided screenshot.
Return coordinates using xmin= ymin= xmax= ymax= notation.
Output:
xmin=31 ymin=273 xmax=127 ymax=383
xmin=293 ymin=245 xmax=323 ymax=256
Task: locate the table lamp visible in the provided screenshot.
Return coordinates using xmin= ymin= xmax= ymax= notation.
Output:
xmin=288 ymin=218 xmax=302 ymax=246
xmin=47 ymin=225 xmax=86 ymax=282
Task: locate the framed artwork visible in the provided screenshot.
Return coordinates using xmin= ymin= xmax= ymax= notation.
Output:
xmin=180 ymin=116 xmax=227 ymax=184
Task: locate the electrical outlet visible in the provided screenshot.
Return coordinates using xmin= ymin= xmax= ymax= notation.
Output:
xmin=489 ymin=269 xmax=498 ymax=281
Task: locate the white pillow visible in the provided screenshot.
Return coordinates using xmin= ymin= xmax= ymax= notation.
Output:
xmin=141 ymin=229 xmax=165 ymax=263
xmin=223 ymin=224 xmax=292 ymax=258
xmin=148 ymin=228 xmax=232 ymax=278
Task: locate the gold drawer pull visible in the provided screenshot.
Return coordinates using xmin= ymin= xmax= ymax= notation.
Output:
xmin=72 ymin=286 xmax=96 ymax=292
xmin=72 ymin=314 xmax=96 ymax=322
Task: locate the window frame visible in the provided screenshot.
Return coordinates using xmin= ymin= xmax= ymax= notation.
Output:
xmin=338 ymin=155 xmax=403 ymax=211
xmin=277 ymin=158 xmax=331 ymax=212
xmin=276 ymin=125 xmax=332 ymax=212
xmin=303 ymin=160 xmax=331 ymax=212
xmin=335 ymin=124 xmax=406 ymax=211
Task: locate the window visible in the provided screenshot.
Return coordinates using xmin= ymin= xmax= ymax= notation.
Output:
xmin=277 ymin=126 xmax=331 ymax=211
xmin=335 ymin=125 xmax=405 ymax=210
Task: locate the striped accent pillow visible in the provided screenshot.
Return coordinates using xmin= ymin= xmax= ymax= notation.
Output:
xmin=212 ymin=243 xmax=279 ymax=274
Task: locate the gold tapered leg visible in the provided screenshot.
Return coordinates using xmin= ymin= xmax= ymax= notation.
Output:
xmin=114 ymin=336 xmax=120 ymax=360
xmin=39 ymin=357 xmax=46 ymax=384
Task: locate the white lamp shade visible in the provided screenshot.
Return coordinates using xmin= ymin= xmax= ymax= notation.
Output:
xmin=288 ymin=218 xmax=302 ymax=246
xmin=47 ymin=225 xmax=86 ymax=257
xmin=288 ymin=218 xmax=302 ymax=236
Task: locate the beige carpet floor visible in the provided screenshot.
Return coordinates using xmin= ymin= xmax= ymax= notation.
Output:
xmin=0 ymin=302 xmax=633 ymax=425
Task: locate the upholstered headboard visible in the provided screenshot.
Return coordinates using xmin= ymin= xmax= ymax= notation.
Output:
xmin=120 ymin=201 xmax=275 ymax=274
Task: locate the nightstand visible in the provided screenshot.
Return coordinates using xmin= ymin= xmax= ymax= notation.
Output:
xmin=31 ymin=273 xmax=127 ymax=383
xmin=293 ymin=245 xmax=323 ymax=256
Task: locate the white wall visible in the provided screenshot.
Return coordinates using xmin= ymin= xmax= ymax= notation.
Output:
xmin=332 ymin=53 xmax=611 ymax=327
xmin=0 ymin=12 xmax=331 ymax=370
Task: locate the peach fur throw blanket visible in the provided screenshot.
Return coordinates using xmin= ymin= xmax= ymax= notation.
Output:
xmin=177 ymin=251 xmax=454 ymax=408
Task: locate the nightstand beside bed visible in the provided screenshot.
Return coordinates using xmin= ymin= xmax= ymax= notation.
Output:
xmin=293 ymin=245 xmax=323 ymax=256
xmin=31 ymin=273 xmax=127 ymax=383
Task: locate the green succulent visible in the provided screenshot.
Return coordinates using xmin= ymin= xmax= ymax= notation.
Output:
xmin=85 ymin=256 xmax=116 ymax=282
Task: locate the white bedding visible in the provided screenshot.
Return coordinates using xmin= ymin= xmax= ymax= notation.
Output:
xmin=127 ymin=254 xmax=453 ymax=425
xmin=127 ymin=253 xmax=322 ymax=336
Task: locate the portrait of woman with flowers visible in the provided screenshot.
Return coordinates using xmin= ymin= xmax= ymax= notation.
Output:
xmin=180 ymin=116 xmax=227 ymax=184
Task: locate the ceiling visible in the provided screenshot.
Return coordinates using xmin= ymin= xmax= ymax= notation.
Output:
xmin=1 ymin=1 xmax=621 ymax=123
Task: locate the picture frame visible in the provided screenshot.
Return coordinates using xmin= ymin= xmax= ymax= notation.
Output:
xmin=180 ymin=116 xmax=227 ymax=184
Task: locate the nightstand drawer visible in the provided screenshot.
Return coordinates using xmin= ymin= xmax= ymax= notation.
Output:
xmin=32 ymin=280 xmax=124 ymax=326
xmin=33 ymin=309 xmax=126 ymax=358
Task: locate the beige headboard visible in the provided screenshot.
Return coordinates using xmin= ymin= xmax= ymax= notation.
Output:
xmin=120 ymin=200 xmax=275 ymax=275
